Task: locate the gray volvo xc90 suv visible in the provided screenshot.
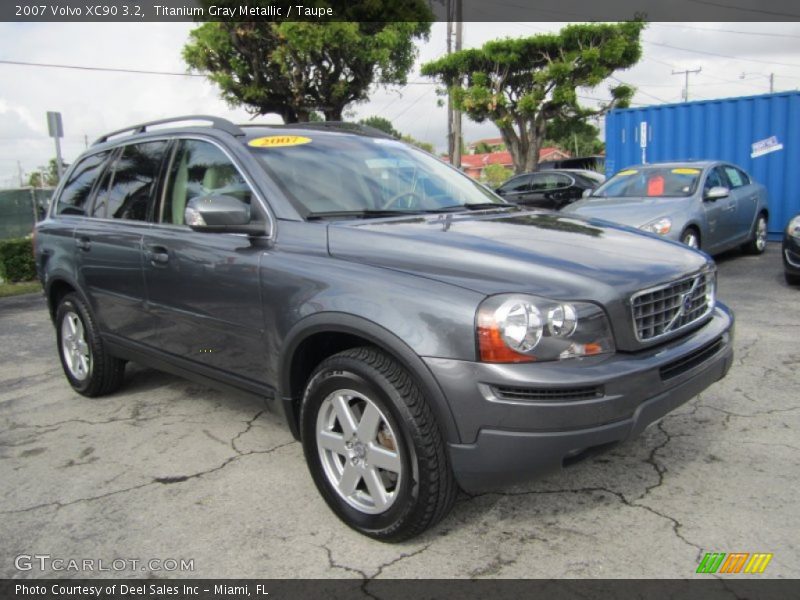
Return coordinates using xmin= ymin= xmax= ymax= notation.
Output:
xmin=35 ymin=116 xmax=734 ymax=541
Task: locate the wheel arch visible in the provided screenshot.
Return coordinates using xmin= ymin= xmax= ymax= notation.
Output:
xmin=279 ymin=312 xmax=461 ymax=445
xmin=45 ymin=276 xmax=85 ymax=323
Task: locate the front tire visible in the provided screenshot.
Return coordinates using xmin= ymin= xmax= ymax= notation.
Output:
xmin=786 ymin=271 xmax=800 ymax=286
xmin=743 ymin=213 xmax=768 ymax=255
xmin=300 ymin=347 xmax=456 ymax=542
xmin=681 ymin=228 xmax=701 ymax=250
xmin=55 ymin=293 xmax=125 ymax=397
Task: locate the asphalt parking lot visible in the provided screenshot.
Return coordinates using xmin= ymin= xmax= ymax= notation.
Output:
xmin=1 ymin=243 xmax=797 ymax=579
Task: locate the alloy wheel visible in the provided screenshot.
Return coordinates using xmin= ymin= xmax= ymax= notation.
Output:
xmin=315 ymin=389 xmax=403 ymax=514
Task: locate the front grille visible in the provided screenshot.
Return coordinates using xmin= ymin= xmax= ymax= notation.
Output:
xmin=491 ymin=385 xmax=604 ymax=402
xmin=631 ymin=271 xmax=714 ymax=342
xmin=659 ymin=337 xmax=724 ymax=380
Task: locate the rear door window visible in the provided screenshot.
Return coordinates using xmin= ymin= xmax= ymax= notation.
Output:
xmin=500 ymin=175 xmax=532 ymax=193
xmin=723 ymin=166 xmax=748 ymax=189
xmin=54 ymin=151 xmax=111 ymax=216
xmin=92 ymin=141 xmax=169 ymax=221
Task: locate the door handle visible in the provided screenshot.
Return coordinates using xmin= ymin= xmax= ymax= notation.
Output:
xmin=724 ymin=202 xmax=736 ymax=212
xmin=75 ymin=237 xmax=91 ymax=251
xmin=146 ymin=246 xmax=169 ymax=265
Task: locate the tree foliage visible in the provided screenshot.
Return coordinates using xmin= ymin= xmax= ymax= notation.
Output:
xmin=422 ymin=21 xmax=645 ymax=173
xmin=27 ymin=159 xmax=60 ymax=187
xmin=545 ymin=117 xmax=604 ymax=157
xmin=359 ymin=116 xmax=401 ymax=138
xmin=183 ymin=2 xmax=431 ymax=122
xmin=482 ymin=163 xmax=511 ymax=188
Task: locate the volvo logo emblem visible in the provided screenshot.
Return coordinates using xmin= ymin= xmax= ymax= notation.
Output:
xmin=665 ymin=277 xmax=700 ymax=333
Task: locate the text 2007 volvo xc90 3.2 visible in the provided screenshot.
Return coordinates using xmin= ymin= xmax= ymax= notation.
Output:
xmin=35 ymin=116 xmax=734 ymax=541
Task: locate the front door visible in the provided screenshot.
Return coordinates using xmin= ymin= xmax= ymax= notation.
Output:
xmin=701 ymin=166 xmax=737 ymax=252
xmin=143 ymin=138 xmax=268 ymax=384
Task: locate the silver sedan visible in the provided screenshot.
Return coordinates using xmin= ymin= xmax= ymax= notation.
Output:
xmin=563 ymin=161 xmax=769 ymax=255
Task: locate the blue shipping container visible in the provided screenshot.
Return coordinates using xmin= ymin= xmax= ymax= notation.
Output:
xmin=605 ymin=91 xmax=800 ymax=237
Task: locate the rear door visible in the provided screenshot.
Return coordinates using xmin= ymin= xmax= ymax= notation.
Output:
xmin=143 ymin=138 xmax=268 ymax=384
xmin=74 ymin=140 xmax=169 ymax=344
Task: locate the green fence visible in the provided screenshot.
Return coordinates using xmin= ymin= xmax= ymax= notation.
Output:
xmin=0 ymin=188 xmax=54 ymax=240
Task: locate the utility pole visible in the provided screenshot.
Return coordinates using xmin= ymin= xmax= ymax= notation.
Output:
xmin=17 ymin=161 xmax=24 ymax=187
xmin=446 ymin=0 xmax=453 ymax=162
xmin=452 ymin=1 xmax=463 ymax=170
xmin=672 ymin=67 xmax=702 ymax=102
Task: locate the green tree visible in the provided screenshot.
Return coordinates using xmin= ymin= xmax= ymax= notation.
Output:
xmin=483 ymin=163 xmax=511 ymax=188
xmin=358 ymin=116 xmax=401 ymax=138
xmin=183 ymin=3 xmax=431 ymax=122
xmin=422 ymin=21 xmax=644 ymax=174
xmin=400 ymin=134 xmax=434 ymax=154
xmin=27 ymin=158 xmax=59 ymax=187
xmin=545 ymin=117 xmax=604 ymax=157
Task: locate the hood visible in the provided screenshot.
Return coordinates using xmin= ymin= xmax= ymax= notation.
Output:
xmin=563 ymin=196 xmax=688 ymax=228
xmin=326 ymin=209 xmax=710 ymax=303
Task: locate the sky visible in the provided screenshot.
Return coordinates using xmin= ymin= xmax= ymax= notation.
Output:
xmin=1 ymin=21 xmax=800 ymax=186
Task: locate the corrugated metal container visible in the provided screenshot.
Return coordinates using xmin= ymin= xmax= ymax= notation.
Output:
xmin=605 ymin=92 xmax=800 ymax=236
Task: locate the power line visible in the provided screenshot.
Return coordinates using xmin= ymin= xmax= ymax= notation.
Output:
xmin=643 ymin=39 xmax=800 ymax=70
xmin=650 ymin=22 xmax=800 ymax=39
xmin=0 ymin=59 xmax=204 ymax=77
xmin=688 ymin=0 xmax=800 ymax=18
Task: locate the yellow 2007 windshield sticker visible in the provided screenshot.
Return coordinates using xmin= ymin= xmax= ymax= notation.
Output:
xmin=617 ymin=169 xmax=638 ymax=176
xmin=672 ymin=168 xmax=700 ymax=175
xmin=248 ymin=135 xmax=311 ymax=148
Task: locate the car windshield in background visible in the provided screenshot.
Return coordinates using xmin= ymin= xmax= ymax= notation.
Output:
xmin=249 ymin=134 xmax=505 ymax=218
xmin=592 ymin=167 xmax=702 ymax=199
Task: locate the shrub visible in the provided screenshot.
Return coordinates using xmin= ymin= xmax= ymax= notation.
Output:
xmin=0 ymin=237 xmax=36 ymax=283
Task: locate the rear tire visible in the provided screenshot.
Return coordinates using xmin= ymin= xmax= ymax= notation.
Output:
xmin=300 ymin=346 xmax=456 ymax=542
xmin=743 ymin=213 xmax=768 ymax=255
xmin=681 ymin=228 xmax=701 ymax=250
xmin=55 ymin=293 xmax=125 ymax=397
xmin=786 ymin=271 xmax=800 ymax=286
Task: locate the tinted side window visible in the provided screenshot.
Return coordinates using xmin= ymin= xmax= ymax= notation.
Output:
xmin=501 ymin=175 xmax=531 ymax=193
xmin=55 ymin=151 xmax=110 ymax=216
xmin=161 ymin=140 xmax=256 ymax=225
xmin=92 ymin=141 xmax=168 ymax=221
xmin=531 ymin=173 xmax=571 ymax=192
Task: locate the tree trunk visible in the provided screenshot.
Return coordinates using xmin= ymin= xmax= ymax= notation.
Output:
xmin=324 ymin=108 xmax=343 ymax=121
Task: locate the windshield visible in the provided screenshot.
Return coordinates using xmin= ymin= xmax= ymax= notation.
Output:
xmin=249 ymin=133 xmax=505 ymax=217
xmin=591 ymin=166 xmax=702 ymax=199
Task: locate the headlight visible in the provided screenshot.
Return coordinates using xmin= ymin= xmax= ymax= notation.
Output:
xmin=477 ymin=295 xmax=615 ymax=363
xmin=640 ymin=217 xmax=672 ymax=235
xmin=787 ymin=216 xmax=800 ymax=239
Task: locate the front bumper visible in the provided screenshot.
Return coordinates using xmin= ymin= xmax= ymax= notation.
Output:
xmin=783 ymin=235 xmax=800 ymax=276
xmin=424 ymin=304 xmax=734 ymax=492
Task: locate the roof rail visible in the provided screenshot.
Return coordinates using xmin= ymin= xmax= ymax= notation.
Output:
xmin=93 ymin=115 xmax=245 ymax=145
xmin=247 ymin=121 xmax=396 ymax=140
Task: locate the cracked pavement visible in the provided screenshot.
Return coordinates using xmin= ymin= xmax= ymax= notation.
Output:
xmin=1 ymin=244 xmax=797 ymax=578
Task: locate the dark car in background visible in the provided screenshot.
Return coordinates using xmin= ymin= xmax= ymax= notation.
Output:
xmin=495 ymin=169 xmax=604 ymax=210
xmin=784 ymin=214 xmax=800 ymax=285
xmin=564 ymin=161 xmax=769 ymax=256
xmin=35 ymin=116 xmax=734 ymax=541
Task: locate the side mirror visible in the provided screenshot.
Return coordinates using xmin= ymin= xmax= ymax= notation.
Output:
xmin=581 ymin=188 xmax=593 ymax=198
xmin=704 ymin=186 xmax=729 ymax=201
xmin=185 ymin=195 xmax=265 ymax=235
xmin=496 ymin=188 xmax=506 ymax=196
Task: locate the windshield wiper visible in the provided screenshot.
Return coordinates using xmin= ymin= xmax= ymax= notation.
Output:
xmin=305 ymin=209 xmax=414 ymax=220
xmin=426 ymin=203 xmax=511 ymax=213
